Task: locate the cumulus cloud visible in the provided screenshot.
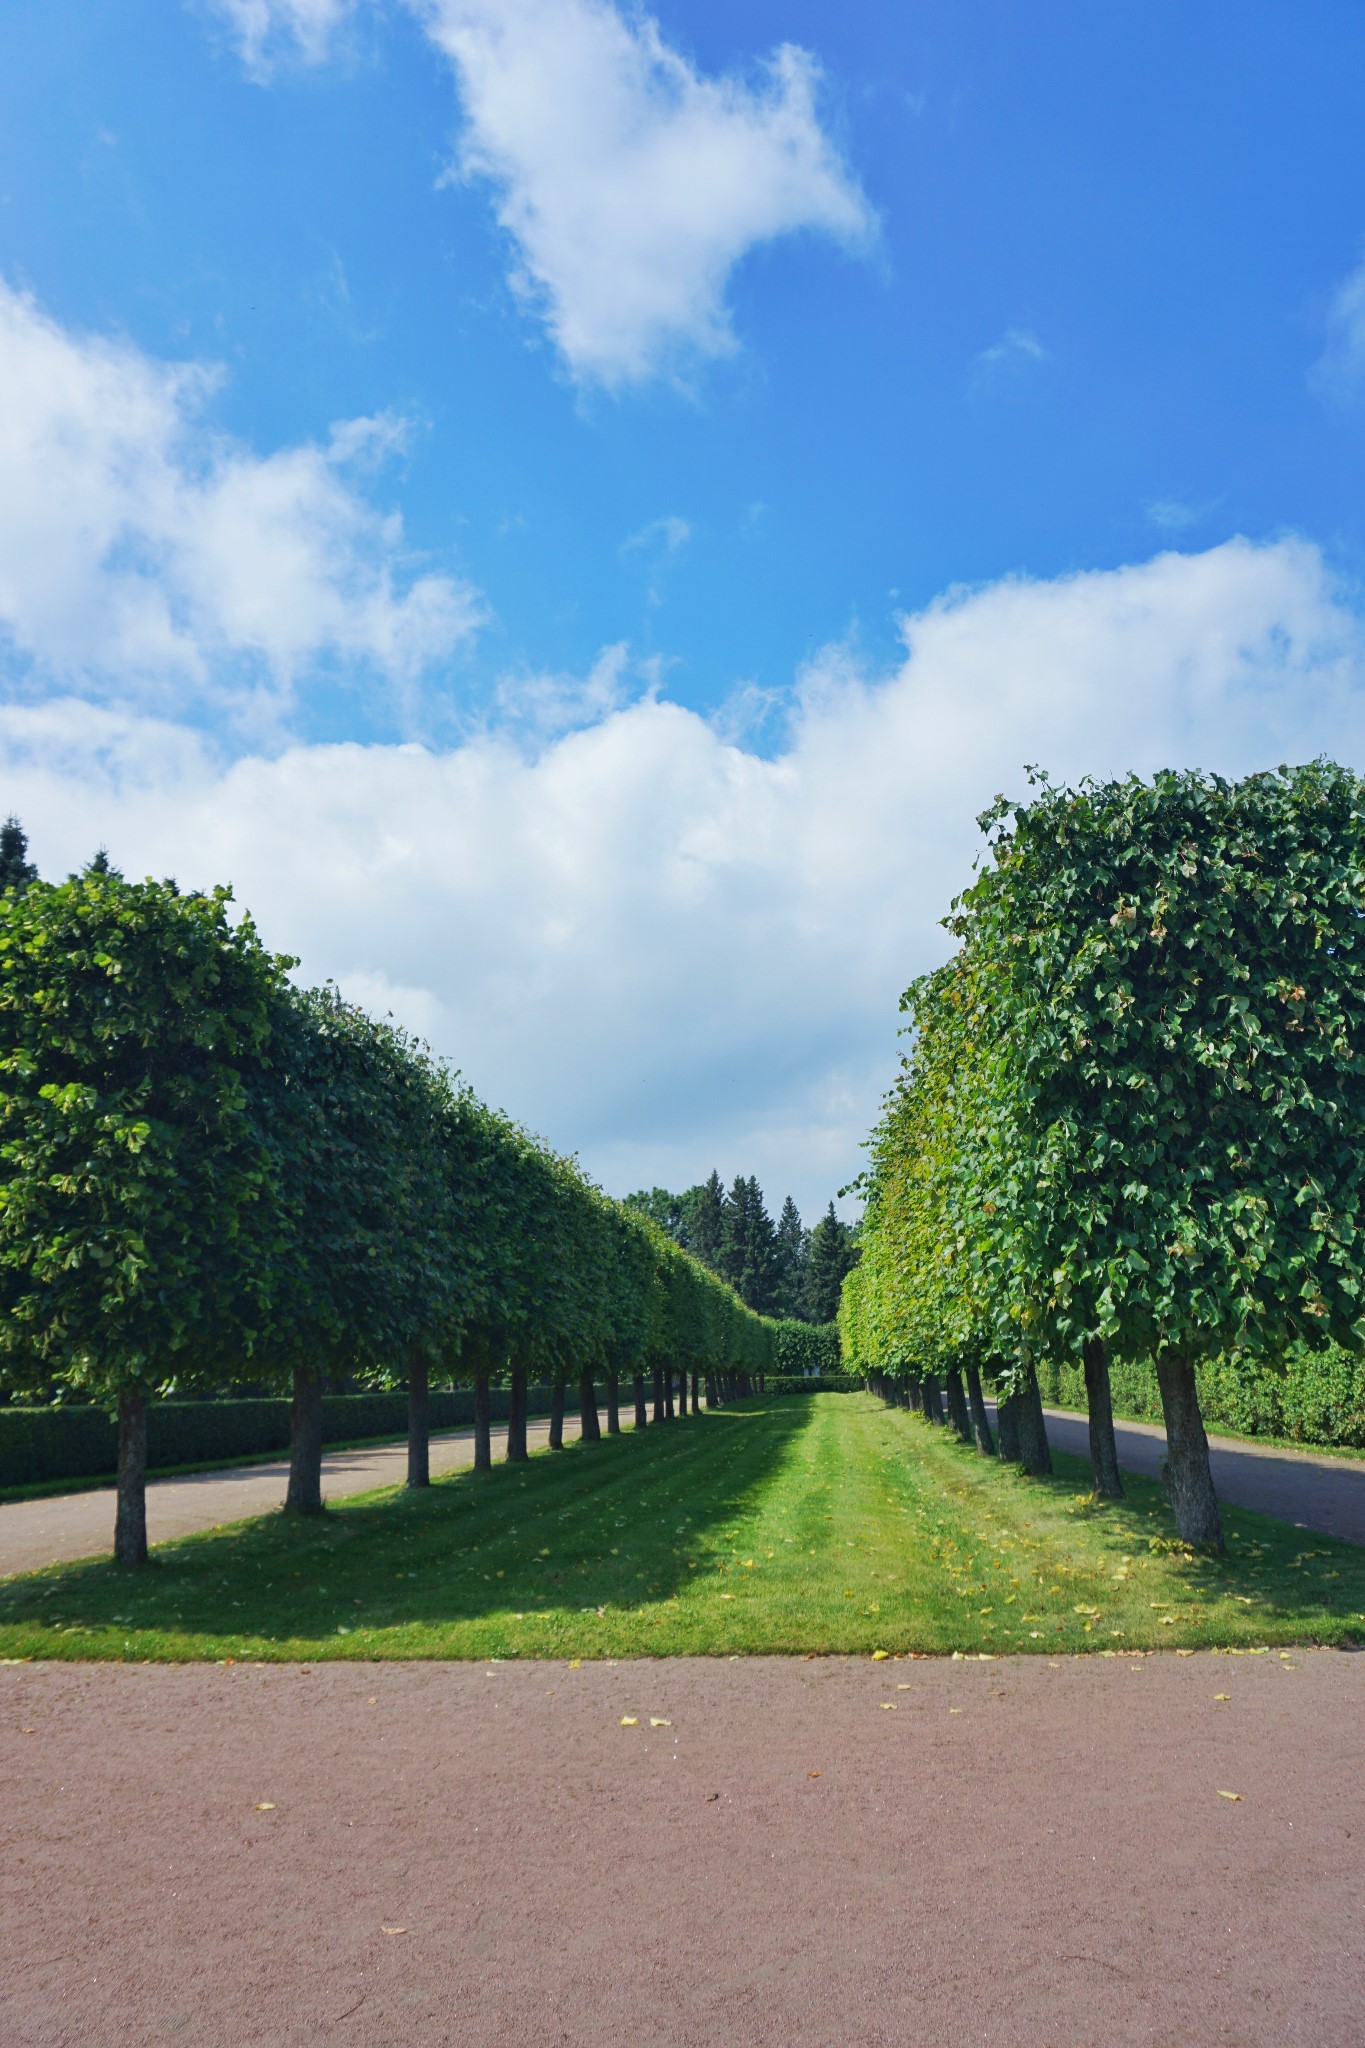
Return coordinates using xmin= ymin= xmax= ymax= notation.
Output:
xmin=416 ymin=0 xmax=874 ymax=386
xmin=1311 ymin=252 xmax=1365 ymax=405
xmin=3 ymin=538 xmax=1362 ymax=1218
xmin=0 ymin=280 xmax=480 ymax=724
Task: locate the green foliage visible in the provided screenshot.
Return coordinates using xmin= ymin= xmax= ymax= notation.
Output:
xmin=0 ymin=871 xmax=293 ymax=1404
xmin=0 ymin=1385 xmax=566 ymax=1490
xmin=1035 ymin=1342 xmax=1365 ymax=1450
xmin=771 ymin=1318 xmax=842 ymax=1377
xmin=0 ymin=816 xmax=37 ymax=894
xmin=763 ymin=1372 xmax=860 ymax=1395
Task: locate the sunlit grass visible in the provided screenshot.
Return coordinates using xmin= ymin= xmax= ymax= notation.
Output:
xmin=0 ymin=1394 xmax=1361 ymax=1660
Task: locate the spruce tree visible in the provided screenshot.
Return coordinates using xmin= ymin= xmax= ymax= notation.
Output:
xmin=680 ymin=1169 xmax=726 ymax=1272
xmin=805 ymin=1202 xmax=858 ymax=1323
xmin=0 ymin=817 xmax=37 ymax=894
xmin=774 ymin=1195 xmax=808 ymax=1319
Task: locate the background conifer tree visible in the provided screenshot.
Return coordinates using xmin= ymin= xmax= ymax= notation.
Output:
xmin=0 ymin=817 xmax=37 ymax=894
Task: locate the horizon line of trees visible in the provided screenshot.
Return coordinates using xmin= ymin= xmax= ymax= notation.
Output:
xmin=840 ymin=762 xmax=1365 ymax=1551
xmin=625 ymin=1173 xmax=859 ymax=1324
xmin=0 ymin=821 xmax=780 ymax=1566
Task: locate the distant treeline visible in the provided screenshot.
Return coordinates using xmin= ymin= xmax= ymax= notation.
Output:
xmin=625 ymin=1174 xmax=858 ymax=1324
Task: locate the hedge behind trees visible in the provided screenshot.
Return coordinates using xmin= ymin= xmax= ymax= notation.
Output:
xmin=1035 ymin=1345 xmax=1365 ymax=1451
xmin=771 ymin=1320 xmax=841 ymax=1377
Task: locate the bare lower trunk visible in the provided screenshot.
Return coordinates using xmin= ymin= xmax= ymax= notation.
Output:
xmin=634 ymin=1371 xmax=648 ymax=1428
xmin=473 ymin=1370 xmax=491 ymax=1472
xmin=506 ymin=1366 xmax=528 ymax=1462
xmin=1083 ymin=1337 xmax=1124 ymax=1500
xmin=606 ymin=1373 xmax=621 ymax=1435
xmin=407 ymin=1355 xmax=430 ymax=1488
xmin=945 ymin=1369 xmax=972 ymax=1442
xmin=580 ymin=1373 xmax=601 ymax=1442
xmin=1155 ymin=1355 xmax=1223 ymax=1550
xmin=1015 ymin=1363 xmax=1052 ymax=1477
xmin=705 ymin=1372 xmax=718 ymax=1408
xmin=651 ymin=1364 xmax=665 ymax=1424
xmin=996 ymin=1388 xmax=1021 ymax=1463
xmin=114 ymin=1385 xmax=148 ymax=1567
xmin=549 ymin=1379 xmax=566 ymax=1450
xmin=677 ymin=1368 xmax=688 ymax=1418
xmin=286 ymin=1367 xmax=325 ymax=1513
xmin=923 ymin=1376 xmax=944 ymax=1424
xmin=664 ymin=1369 xmax=675 ymax=1422
xmin=965 ymin=1361 xmax=995 ymax=1457
xmin=692 ymin=1369 xmax=701 ymax=1412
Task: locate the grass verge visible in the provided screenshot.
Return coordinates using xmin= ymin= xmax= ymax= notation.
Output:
xmin=0 ymin=1394 xmax=1361 ymax=1661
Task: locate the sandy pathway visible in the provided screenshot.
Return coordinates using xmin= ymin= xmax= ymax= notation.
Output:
xmin=0 ymin=1410 xmax=632 ymax=1578
xmin=1 ymin=1650 xmax=1361 ymax=2047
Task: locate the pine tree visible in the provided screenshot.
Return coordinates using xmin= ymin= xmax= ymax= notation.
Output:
xmin=804 ymin=1202 xmax=858 ymax=1323
xmin=0 ymin=816 xmax=37 ymax=894
xmin=680 ymin=1169 xmax=726 ymax=1272
xmin=773 ymin=1195 xmax=809 ymax=1319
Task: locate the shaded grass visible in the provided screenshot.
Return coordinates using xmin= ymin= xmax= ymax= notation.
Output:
xmin=0 ymin=1394 xmax=1362 ymax=1661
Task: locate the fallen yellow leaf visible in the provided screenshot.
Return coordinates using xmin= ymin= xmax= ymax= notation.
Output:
xmin=381 ymin=1926 xmax=407 ymax=1936
xmin=872 ymin=1650 xmax=890 ymax=1661
xmin=620 ymin=1716 xmax=639 ymax=1727
xmin=649 ymin=1717 xmax=672 ymax=1728
xmin=1217 ymin=1790 xmax=1242 ymax=1802
xmin=253 ymin=1801 xmax=276 ymax=1812
xmin=808 ymin=1770 xmax=821 ymax=1779
xmin=1214 ymin=1693 xmax=1231 ymax=1701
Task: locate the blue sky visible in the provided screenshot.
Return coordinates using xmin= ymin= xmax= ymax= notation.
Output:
xmin=2 ymin=0 xmax=1365 ymax=1217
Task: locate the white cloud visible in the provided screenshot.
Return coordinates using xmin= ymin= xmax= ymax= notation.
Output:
xmin=0 ymin=280 xmax=480 ymax=724
xmin=416 ymin=0 xmax=875 ymax=386
xmin=3 ymin=537 xmax=1362 ymax=1220
xmin=973 ymin=326 xmax=1048 ymax=380
xmin=204 ymin=0 xmax=358 ymax=78
xmin=1311 ymin=253 xmax=1365 ymax=405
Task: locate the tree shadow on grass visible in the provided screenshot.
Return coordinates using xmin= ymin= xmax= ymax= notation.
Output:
xmin=0 ymin=1399 xmax=817 ymax=1660
xmin=927 ymin=1421 xmax=1365 ymax=1646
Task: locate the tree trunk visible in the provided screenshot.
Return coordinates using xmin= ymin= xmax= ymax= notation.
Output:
xmin=996 ymin=1389 xmax=1021 ymax=1463
xmin=634 ymin=1371 xmax=648 ymax=1428
xmin=407 ymin=1354 xmax=430 ymax=1488
xmin=473 ymin=1370 xmax=491 ymax=1472
xmin=923 ymin=1376 xmax=944 ymax=1424
xmin=965 ymin=1361 xmax=995 ymax=1457
xmin=677 ymin=1368 xmax=688 ymax=1418
xmin=606 ymin=1372 xmax=621 ymax=1435
xmin=580 ymin=1372 xmax=601 ymax=1442
xmin=506 ymin=1365 xmax=528 ymax=1462
xmin=664 ymin=1369 xmax=675 ymax=1421
xmin=651 ymin=1364 xmax=665 ymax=1424
xmin=286 ymin=1367 xmax=325 ymax=1513
xmin=1015 ymin=1363 xmax=1052 ymax=1477
xmin=549 ymin=1378 xmax=566 ymax=1450
xmin=945 ymin=1369 xmax=972 ymax=1441
xmin=1083 ymin=1337 xmax=1124 ymax=1500
xmin=1155 ymin=1355 xmax=1223 ymax=1550
xmin=705 ymin=1372 xmax=718 ymax=1408
xmin=114 ymin=1385 xmax=148 ymax=1567
xmin=692 ymin=1369 xmax=701 ymax=1412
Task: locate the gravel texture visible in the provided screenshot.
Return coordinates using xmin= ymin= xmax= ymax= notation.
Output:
xmin=2 ymin=1649 xmax=1362 ymax=2046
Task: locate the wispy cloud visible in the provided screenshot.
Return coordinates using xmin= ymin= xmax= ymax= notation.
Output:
xmin=1310 ymin=252 xmax=1365 ymax=406
xmin=974 ymin=325 xmax=1048 ymax=376
xmin=203 ymin=0 xmax=359 ymax=79
xmin=0 ymin=278 xmax=480 ymax=730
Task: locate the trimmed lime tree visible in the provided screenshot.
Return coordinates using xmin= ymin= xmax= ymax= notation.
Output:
xmin=0 ymin=872 xmax=290 ymax=1563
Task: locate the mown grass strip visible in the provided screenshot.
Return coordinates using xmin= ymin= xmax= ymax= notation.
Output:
xmin=0 ymin=1395 xmax=1361 ymax=1661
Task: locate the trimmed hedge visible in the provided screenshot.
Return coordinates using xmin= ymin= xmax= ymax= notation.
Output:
xmin=771 ymin=1321 xmax=842 ymax=1377
xmin=1035 ymin=1346 xmax=1365 ymax=1451
xmin=764 ymin=1373 xmax=861 ymax=1396
xmin=0 ymin=1385 xmax=559 ymax=1491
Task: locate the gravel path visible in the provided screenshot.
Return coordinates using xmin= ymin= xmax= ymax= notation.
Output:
xmin=2 ymin=1650 xmax=1361 ymax=2047
xmin=1037 ymin=1407 xmax=1365 ymax=1545
xmin=0 ymin=1411 xmax=629 ymax=1578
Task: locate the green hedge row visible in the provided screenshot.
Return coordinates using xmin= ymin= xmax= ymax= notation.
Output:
xmin=770 ymin=1321 xmax=842 ymax=1377
xmin=764 ymin=1373 xmax=861 ymax=1396
xmin=1035 ymin=1346 xmax=1365 ymax=1450
xmin=0 ymin=1386 xmax=561 ymax=1490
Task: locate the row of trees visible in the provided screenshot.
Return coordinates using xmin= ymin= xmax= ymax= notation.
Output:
xmin=840 ymin=764 xmax=1365 ymax=1549
xmin=0 ymin=852 xmax=776 ymax=1565
xmin=626 ymin=1173 xmax=858 ymax=1322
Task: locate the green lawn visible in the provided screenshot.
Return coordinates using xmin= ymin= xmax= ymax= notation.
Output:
xmin=1 ymin=1393 xmax=1362 ymax=1661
